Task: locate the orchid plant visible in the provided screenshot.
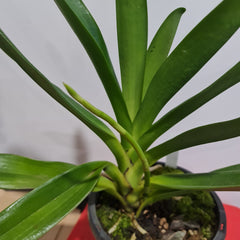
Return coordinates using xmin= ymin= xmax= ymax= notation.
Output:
xmin=0 ymin=0 xmax=240 ymax=239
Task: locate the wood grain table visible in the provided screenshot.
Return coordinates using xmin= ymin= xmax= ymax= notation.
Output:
xmin=0 ymin=189 xmax=80 ymax=240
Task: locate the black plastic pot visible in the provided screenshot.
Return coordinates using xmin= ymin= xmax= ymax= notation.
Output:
xmin=173 ymin=164 xmax=226 ymax=240
xmin=88 ymin=164 xmax=226 ymax=240
xmin=88 ymin=193 xmax=112 ymax=240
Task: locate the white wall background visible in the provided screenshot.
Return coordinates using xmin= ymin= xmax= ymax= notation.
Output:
xmin=0 ymin=0 xmax=239 ymax=207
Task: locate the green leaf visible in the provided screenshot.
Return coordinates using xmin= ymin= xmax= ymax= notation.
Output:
xmin=54 ymin=0 xmax=131 ymax=130
xmin=0 ymin=154 xmax=74 ymax=189
xmin=212 ymin=164 xmax=240 ymax=173
xmin=139 ymin=61 xmax=240 ymax=150
xmin=116 ymin=0 xmax=148 ymax=119
xmin=150 ymin=165 xmax=240 ymax=191
xmin=94 ymin=176 xmax=130 ymax=210
xmin=146 ymin=117 xmax=240 ymax=165
xmin=142 ymin=8 xmax=186 ymax=98
xmin=0 ymin=161 xmax=107 ymax=240
xmin=133 ymin=0 xmax=240 ymax=137
xmin=125 ymin=160 xmax=144 ymax=189
xmin=0 ymin=29 xmax=129 ymax=172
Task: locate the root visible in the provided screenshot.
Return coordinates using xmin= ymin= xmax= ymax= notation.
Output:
xmin=107 ymin=212 xmax=149 ymax=238
xmin=108 ymin=217 xmax=122 ymax=235
xmin=130 ymin=233 xmax=137 ymax=240
xmin=132 ymin=218 xmax=148 ymax=235
xmin=128 ymin=212 xmax=148 ymax=235
xmin=149 ymin=164 xmax=162 ymax=172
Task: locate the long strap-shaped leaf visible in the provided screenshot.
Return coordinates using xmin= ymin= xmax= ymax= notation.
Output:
xmin=213 ymin=164 xmax=240 ymax=173
xmin=133 ymin=0 xmax=240 ymax=137
xmin=116 ymin=0 xmax=148 ymax=120
xmin=139 ymin=165 xmax=240 ymax=216
xmin=54 ymin=0 xmax=131 ymax=130
xmin=0 ymin=161 xmax=107 ymax=240
xmin=0 ymin=154 xmax=74 ymax=189
xmin=0 ymin=29 xmax=130 ymax=171
xmin=150 ymin=165 xmax=240 ymax=191
xmin=142 ymin=7 xmax=185 ymax=98
xmin=146 ymin=117 xmax=240 ymax=165
xmin=139 ymin=62 xmax=240 ymax=150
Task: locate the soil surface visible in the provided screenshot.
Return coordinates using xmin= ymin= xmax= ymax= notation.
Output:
xmin=135 ymin=197 xmax=213 ymax=240
xmin=96 ymin=192 xmax=218 ymax=240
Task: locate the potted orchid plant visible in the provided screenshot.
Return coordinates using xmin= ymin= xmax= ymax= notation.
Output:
xmin=0 ymin=0 xmax=239 ymax=239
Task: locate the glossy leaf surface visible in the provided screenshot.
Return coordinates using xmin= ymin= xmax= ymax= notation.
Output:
xmin=150 ymin=165 xmax=240 ymax=191
xmin=0 ymin=154 xmax=74 ymax=189
xmin=142 ymin=7 xmax=185 ymax=97
xmin=147 ymin=117 xmax=240 ymax=165
xmin=54 ymin=0 xmax=131 ymax=130
xmin=139 ymin=61 xmax=240 ymax=149
xmin=133 ymin=0 xmax=240 ymax=137
xmin=0 ymin=161 xmax=107 ymax=240
xmin=116 ymin=0 xmax=147 ymax=119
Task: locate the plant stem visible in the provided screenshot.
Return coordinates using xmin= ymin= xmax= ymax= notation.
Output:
xmin=64 ymin=83 xmax=150 ymax=193
xmin=0 ymin=29 xmax=130 ymax=173
xmin=104 ymin=162 xmax=131 ymax=195
xmin=94 ymin=176 xmax=131 ymax=211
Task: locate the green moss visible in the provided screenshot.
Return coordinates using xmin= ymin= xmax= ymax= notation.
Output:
xmin=96 ymin=175 xmax=217 ymax=240
xmin=201 ymin=225 xmax=214 ymax=239
xmin=96 ymin=193 xmax=133 ymax=240
xmin=174 ymin=191 xmax=216 ymax=227
xmin=97 ymin=205 xmax=133 ymax=240
xmin=111 ymin=215 xmax=133 ymax=240
xmin=97 ymin=204 xmax=121 ymax=230
xmin=175 ymin=196 xmax=193 ymax=212
xmin=169 ymin=191 xmax=217 ymax=239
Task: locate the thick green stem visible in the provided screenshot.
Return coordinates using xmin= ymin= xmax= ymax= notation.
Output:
xmin=0 ymin=29 xmax=130 ymax=173
xmin=94 ymin=176 xmax=131 ymax=211
xmin=64 ymin=84 xmax=131 ymax=172
xmin=64 ymin=83 xmax=150 ymax=193
xmin=104 ymin=163 xmax=131 ymax=195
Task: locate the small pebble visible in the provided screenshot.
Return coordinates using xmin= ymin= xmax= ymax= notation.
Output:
xmin=183 ymin=221 xmax=200 ymax=230
xmin=188 ymin=229 xmax=194 ymax=236
xmin=161 ymin=229 xmax=167 ymax=234
xmin=164 ymin=230 xmax=186 ymax=240
xmin=160 ymin=217 xmax=167 ymax=226
xmin=143 ymin=209 xmax=149 ymax=215
xmin=163 ymin=222 xmax=169 ymax=230
xmin=193 ymin=230 xmax=198 ymax=235
xmin=170 ymin=220 xmax=185 ymax=230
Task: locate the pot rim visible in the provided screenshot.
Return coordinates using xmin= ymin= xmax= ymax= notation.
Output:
xmin=88 ymin=163 xmax=226 ymax=240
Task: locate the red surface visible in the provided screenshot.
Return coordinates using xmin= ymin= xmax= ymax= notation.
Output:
xmin=68 ymin=204 xmax=240 ymax=240
xmin=67 ymin=204 xmax=95 ymax=240
xmin=224 ymin=204 xmax=240 ymax=240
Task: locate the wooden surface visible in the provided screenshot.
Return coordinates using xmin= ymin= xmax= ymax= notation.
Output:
xmin=0 ymin=189 xmax=80 ymax=240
